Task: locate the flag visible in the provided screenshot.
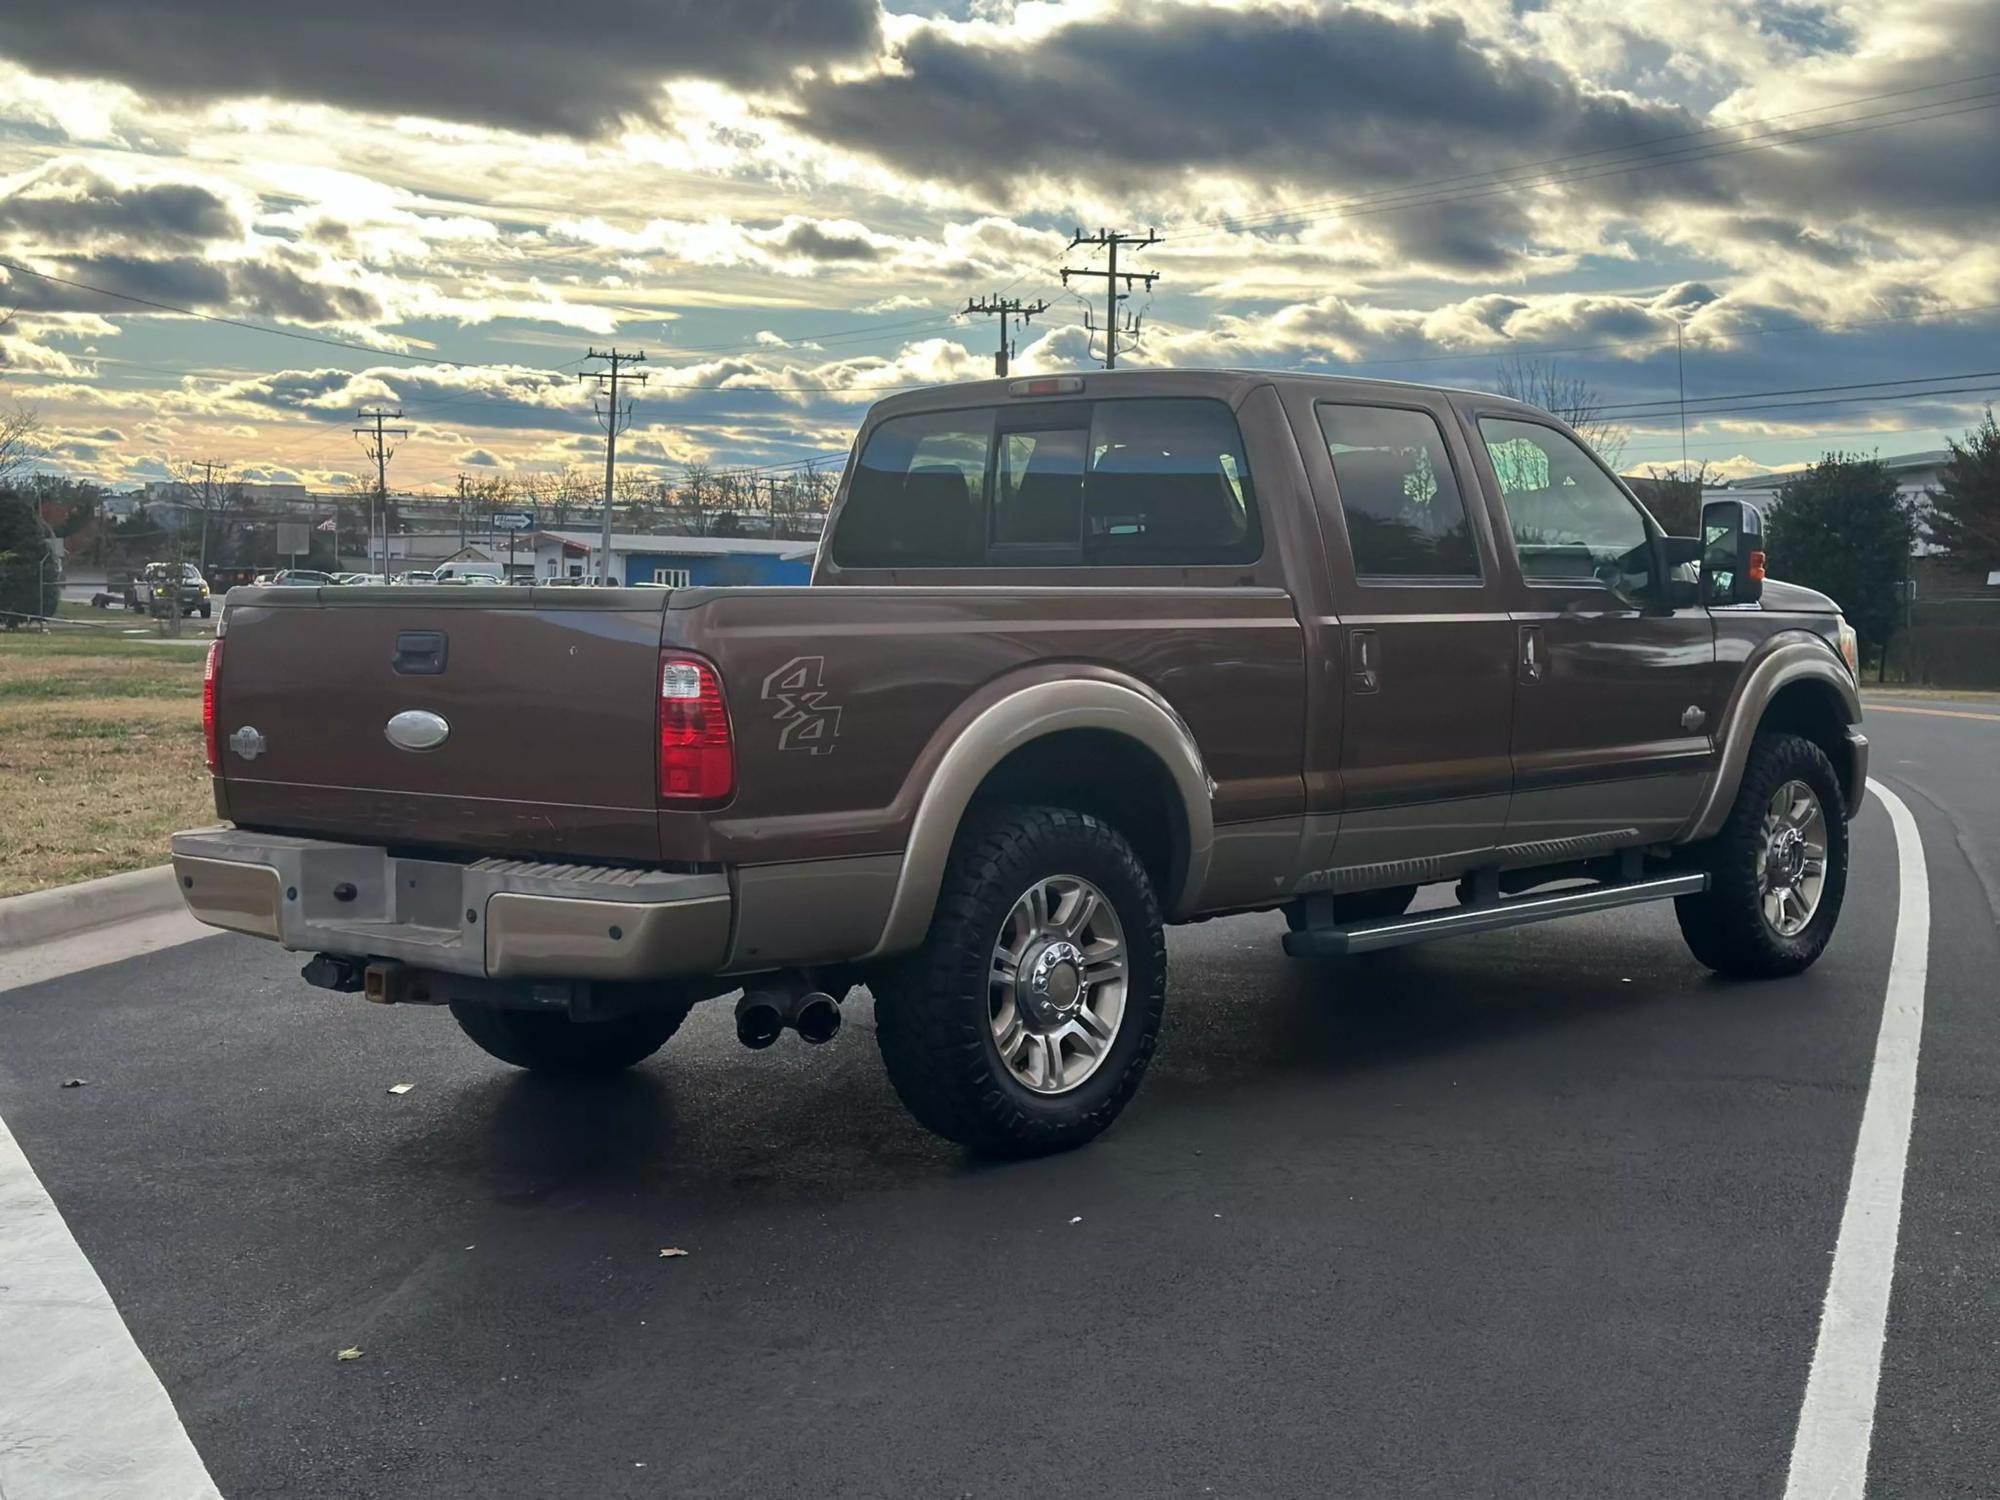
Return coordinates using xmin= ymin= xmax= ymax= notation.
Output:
xmin=317 ymin=516 xmax=336 ymax=531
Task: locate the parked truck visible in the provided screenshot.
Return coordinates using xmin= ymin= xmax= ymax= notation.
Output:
xmin=172 ymin=370 xmax=1864 ymax=1154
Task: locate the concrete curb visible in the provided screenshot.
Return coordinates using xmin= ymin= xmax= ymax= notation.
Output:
xmin=0 ymin=866 xmax=184 ymax=954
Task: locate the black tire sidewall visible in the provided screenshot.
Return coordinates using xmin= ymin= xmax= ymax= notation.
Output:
xmin=1679 ymin=731 xmax=1850 ymax=976
xmin=875 ymin=806 xmax=1167 ymax=1154
xmin=970 ymin=817 xmax=1164 ymax=1125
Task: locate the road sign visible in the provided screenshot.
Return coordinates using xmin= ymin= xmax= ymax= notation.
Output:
xmin=275 ymin=522 xmax=310 ymax=556
xmin=489 ymin=512 xmax=535 ymax=532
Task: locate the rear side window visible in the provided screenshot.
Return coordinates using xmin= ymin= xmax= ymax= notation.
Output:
xmin=1084 ymin=399 xmax=1259 ymax=565
xmin=833 ymin=409 xmax=991 ymax=567
xmin=1317 ymin=403 xmax=1479 ymax=579
xmin=834 ymin=397 xmax=1259 ymax=568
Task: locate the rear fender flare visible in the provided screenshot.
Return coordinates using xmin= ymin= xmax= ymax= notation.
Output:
xmin=862 ymin=677 xmax=1215 ymax=959
xmin=1682 ymin=635 xmax=1861 ymax=841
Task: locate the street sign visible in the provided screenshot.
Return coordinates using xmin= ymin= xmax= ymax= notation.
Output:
xmin=275 ymin=522 xmax=310 ymax=556
xmin=489 ymin=511 xmax=535 ymax=531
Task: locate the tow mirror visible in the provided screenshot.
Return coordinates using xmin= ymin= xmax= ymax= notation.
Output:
xmin=1701 ymin=497 xmax=1765 ymax=606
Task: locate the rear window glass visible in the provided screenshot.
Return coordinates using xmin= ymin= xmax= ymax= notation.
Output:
xmin=834 ymin=397 xmax=1259 ymax=568
xmin=832 ymin=409 xmax=991 ymax=567
xmin=1317 ymin=403 xmax=1479 ymax=579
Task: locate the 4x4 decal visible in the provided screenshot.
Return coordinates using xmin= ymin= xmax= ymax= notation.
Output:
xmin=761 ymin=656 xmax=842 ymax=754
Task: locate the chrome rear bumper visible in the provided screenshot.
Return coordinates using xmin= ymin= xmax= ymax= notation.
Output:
xmin=170 ymin=828 xmax=730 ymax=980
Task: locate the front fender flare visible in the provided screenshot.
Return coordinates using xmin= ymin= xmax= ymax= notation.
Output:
xmin=1682 ymin=635 xmax=1862 ymax=842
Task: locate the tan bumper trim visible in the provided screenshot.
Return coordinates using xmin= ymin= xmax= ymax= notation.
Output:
xmin=485 ymin=892 xmax=730 ymax=979
xmin=173 ymin=855 xmax=284 ymax=940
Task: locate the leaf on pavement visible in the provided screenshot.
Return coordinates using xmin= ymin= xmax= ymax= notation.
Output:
xmin=658 ymin=1247 xmax=690 ymax=1258
xmin=336 ymin=1347 xmax=364 ymax=1361
xmin=387 ymin=1083 xmax=414 ymax=1095
xmin=60 ymin=1078 xmax=87 ymax=1088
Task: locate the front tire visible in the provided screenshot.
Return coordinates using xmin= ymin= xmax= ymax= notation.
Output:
xmin=449 ymin=990 xmax=699 ymax=1075
xmin=873 ymin=805 xmax=1166 ymax=1157
xmin=1675 ymin=731 xmax=1849 ymax=978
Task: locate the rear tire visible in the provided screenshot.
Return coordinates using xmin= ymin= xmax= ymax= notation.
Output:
xmin=1675 ymin=731 xmax=1849 ymax=978
xmin=873 ymin=805 xmax=1166 ymax=1157
xmin=449 ymin=989 xmax=700 ymax=1075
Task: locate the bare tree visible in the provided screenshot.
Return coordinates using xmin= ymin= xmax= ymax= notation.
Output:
xmin=0 ymin=396 xmax=41 ymax=487
xmin=1495 ymin=355 xmax=1629 ymax=471
xmin=1632 ymin=461 xmax=1719 ymax=536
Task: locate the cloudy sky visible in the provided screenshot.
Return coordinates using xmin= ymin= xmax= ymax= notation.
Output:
xmin=0 ymin=0 xmax=1995 ymax=492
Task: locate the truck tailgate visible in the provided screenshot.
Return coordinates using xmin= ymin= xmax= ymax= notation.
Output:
xmin=216 ymin=586 xmax=668 ymax=862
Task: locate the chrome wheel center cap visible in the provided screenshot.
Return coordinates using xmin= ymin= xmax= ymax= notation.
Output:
xmin=1027 ymin=940 xmax=1084 ymax=1022
xmin=1769 ymin=827 xmax=1806 ymax=888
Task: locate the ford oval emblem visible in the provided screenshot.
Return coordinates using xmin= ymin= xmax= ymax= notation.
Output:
xmin=385 ymin=709 xmax=450 ymax=752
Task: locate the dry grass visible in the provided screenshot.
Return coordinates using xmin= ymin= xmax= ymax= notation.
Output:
xmin=0 ymin=632 xmax=214 ymax=897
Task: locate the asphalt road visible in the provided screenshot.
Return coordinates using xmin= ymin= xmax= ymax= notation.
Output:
xmin=2 ymin=702 xmax=1995 ymax=1499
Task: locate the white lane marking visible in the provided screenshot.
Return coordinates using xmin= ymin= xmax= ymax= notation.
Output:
xmin=0 ymin=1112 xmax=223 ymax=1499
xmin=0 ymin=910 xmax=215 ymax=997
xmin=1783 ymin=779 xmax=1929 ymax=1500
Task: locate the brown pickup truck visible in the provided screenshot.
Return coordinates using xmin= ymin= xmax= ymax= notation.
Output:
xmin=173 ymin=369 xmax=1865 ymax=1155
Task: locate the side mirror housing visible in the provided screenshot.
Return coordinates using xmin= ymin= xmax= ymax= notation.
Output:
xmin=1701 ymin=498 xmax=1765 ymax=606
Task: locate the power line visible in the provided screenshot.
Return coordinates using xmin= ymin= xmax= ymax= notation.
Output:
xmin=1199 ymin=69 xmax=2000 ymax=238
xmin=1611 ymin=384 xmax=1997 ymax=422
xmin=1602 ymin=367 xmax=2000 ymax=416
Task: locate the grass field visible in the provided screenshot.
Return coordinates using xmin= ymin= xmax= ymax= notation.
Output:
xmin=0 ymin=627 xmax=212 ymax=898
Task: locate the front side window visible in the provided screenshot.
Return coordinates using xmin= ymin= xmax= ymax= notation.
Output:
xmin=833 ymin=409 xmax=991 ymax=567
xmin=1317 ymin=403 xmax=1479 ymax=579
xmin=1479 ymin=417 xmax=1651 ymax=590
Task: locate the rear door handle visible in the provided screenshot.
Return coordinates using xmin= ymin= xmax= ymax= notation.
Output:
xmin=392 ymin=631 xmax=447 ymax=675
xmin=1350 ymin=628 xmax=1380 ymax=694
xmin=1518 ymin=625 xmax=1544 ymax=685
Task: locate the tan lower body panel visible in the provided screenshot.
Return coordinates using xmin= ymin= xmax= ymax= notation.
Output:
xmin=485 ymin=892 xmax=730 ymax=980
xmin=173 ymin=855 xmax=284 ymax=940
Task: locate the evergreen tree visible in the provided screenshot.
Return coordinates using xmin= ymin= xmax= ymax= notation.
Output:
xmin=1925 ymin=406 xmax=2000 ymax=570
xmin=1765 ymin=454 xmax=1916 ymax=661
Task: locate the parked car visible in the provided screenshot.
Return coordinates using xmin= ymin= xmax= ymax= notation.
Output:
xmin=135 ymin=561 xmax=212 ymax=618
xmin=397 ymin=570 xmax=437 ymax=585
xmin=432 ymin=562 xmax=506 ymax=585
xmin=174 ymin=370 xmax=1864 ymax=1156
xmin=269 ymin=569 xmax=332 ymax=587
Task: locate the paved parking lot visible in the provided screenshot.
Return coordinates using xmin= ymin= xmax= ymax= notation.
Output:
xmin=2 ymin=704 xmax=1995 ymax=1499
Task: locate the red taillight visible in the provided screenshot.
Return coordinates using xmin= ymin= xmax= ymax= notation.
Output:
xmin=202 ymin=638 xmax=223 ymax=773
xmin=658 ymin=653 xmax=733 ymax=802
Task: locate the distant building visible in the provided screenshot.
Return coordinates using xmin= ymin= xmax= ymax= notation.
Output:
xmin=428 ymin=532 xmax=817 ymax=586
xmin=1726 ymin=449 xmax=1949 ymax=549
xmin=536 ymin=531 xmax=816 ymax=586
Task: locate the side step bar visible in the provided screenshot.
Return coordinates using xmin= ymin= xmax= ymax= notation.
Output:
xmin=1281 ymin=872 xmax=1709 ymax=958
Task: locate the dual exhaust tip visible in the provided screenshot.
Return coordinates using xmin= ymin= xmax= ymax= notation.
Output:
xmin=736 ymin=988 xmax=842 ymax=1049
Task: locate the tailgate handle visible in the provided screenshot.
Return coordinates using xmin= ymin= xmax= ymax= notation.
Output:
xmin=392 ymin=631 xmax=448 ymax=676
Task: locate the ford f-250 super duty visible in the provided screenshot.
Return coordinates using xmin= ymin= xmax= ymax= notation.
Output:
xmin=173 ymin=369 xmax=1865 ymax=1155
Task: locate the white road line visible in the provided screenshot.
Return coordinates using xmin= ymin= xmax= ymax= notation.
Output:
xmin=0 ymin=1112 xmax=222 ymax=1499
xmin=1783 ymin=779 xmax=1930 ymax=1500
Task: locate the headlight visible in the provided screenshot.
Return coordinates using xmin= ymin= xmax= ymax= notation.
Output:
xmin=1835 ymin=617 xmax=1859 ymax=677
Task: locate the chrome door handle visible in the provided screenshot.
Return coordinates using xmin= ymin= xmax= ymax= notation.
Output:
xmin=1519 ymin=625 xmax=1545 ymax=684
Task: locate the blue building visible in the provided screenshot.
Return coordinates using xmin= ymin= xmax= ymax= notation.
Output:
xmin=534 ymin=531 xmax=816 ymax=587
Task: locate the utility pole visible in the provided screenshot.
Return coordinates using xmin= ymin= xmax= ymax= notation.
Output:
xmin=1061 ymin=228 xmax=1161 ymax=370
xmin=455 ymin=472 xmax=468 ymax=550
xmin=581 ymin=349 xmax=647 ymax=584
xmin=963 ymin=295 xmax=1049 ymax=377
xmin=192 ymin=458 xmax=225 ymax=571
xmin=353 ymin=408 xmax=408 ymax=576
